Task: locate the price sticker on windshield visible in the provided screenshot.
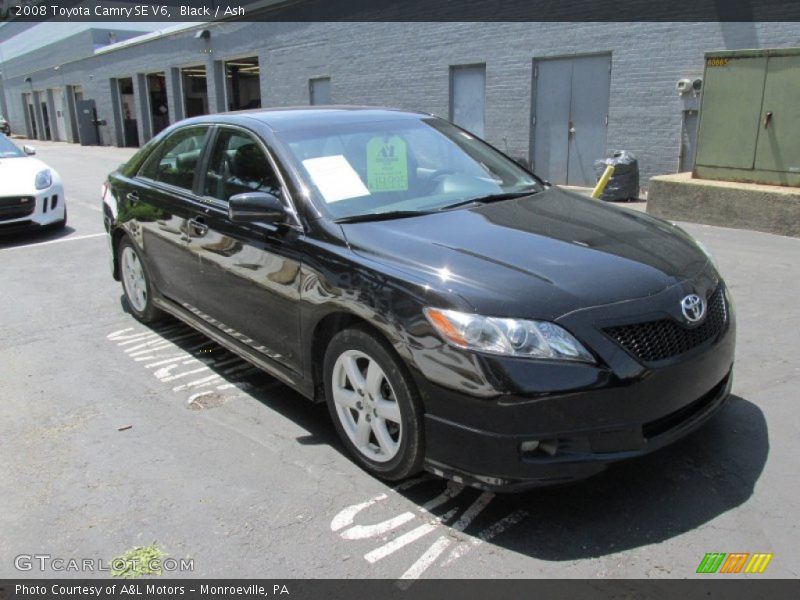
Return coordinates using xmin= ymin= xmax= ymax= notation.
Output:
xmin=366 ymin=136 xmax=409 ymax=192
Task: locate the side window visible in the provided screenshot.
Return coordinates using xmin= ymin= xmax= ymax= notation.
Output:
xmin=203 ymin=129 xmax=280 ymax=202
xmin=139 ymin=127 xmax=208 ymax=191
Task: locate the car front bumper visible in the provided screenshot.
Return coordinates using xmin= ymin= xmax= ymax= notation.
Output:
xmin=411 ymin=285 xmax=736 ymax=492
xmin=0 ymin=186 xmax=65 ymax=233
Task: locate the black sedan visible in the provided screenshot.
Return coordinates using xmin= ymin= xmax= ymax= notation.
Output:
xmin=102 ymin=107 xmax=735 ymax=491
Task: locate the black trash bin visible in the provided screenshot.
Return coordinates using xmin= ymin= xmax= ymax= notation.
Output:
xmin=593 ymin=150 xmax=640 ymax=202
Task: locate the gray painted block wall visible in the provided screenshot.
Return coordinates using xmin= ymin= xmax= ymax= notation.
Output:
xmin=2 ymin=21 xmax=799 ymax=184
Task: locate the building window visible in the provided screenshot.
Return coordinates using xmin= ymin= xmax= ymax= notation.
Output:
xmin=449 ymin=64 xmax=486 ymax=138
xmin=309 ymin=77 xmax=331 ymax=105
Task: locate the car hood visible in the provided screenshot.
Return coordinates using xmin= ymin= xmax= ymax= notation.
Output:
xmin=0 ymin=156 xmax=49 ymax=196
xmin=340 ymin=187 xmax=709 ymax=320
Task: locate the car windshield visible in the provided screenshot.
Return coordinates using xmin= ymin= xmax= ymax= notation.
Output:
xmin=278 ymin=117 xmax=542 ymax=220
xmin=0 ymin=135 xmax=24 ymax=158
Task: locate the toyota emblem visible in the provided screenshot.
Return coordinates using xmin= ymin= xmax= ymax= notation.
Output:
xmin=681 ymin=294 xmax=706 ymax=323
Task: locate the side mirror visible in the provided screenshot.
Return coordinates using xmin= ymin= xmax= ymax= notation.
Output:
xmin=228 ymin=192 xmax=286 ymax=224
xmin=23 ymin=145 xmax=36 ymax=155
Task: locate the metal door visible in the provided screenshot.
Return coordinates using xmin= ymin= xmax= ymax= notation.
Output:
xmin=310 ymin=77 xmax=331 ymax=105
xmin=52 ymin=89 xmax=67 ymax=141
xmin=532 ymin=54 xmax=611 ymax=186
xmin=450 ymin=64 xmax=486 ymax=138
xmin=695 ymin=56 xmax=767 ymax=169
xmin=75 ymin=98 xmax=99 ymax=145
xmin=754 ymin=55 xmax=800 ymax=173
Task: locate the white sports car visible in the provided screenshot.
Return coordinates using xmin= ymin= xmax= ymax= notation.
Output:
xmin=0 ymin=135 xmax=66 ymax=233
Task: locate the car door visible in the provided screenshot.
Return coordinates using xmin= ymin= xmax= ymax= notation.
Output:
xmin=127 ymin=125 xmax=212 ymax=303
xmin=186 ymin=125 xmax=304 ymax=373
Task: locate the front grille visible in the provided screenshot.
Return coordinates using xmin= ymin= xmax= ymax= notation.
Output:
xmin=0 ymin=196 xmax=36 ymax=221
xmin=604 ymin=286 xmax=728 ymax=362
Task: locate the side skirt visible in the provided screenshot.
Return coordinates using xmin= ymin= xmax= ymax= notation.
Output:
xmin=152 ymin=296 xmax=315 ymax=400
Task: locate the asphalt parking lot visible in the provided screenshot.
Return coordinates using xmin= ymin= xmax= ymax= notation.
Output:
xmin=1 ymin=139 xmax=798 ymax=580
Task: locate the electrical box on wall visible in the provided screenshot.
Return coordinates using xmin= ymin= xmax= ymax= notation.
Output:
xmin=694 ymin=48 xmax=800 ymax=187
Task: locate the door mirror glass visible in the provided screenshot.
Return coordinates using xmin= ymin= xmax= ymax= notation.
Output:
xmin=23 ymin=145 xmax=36 ymax=155
xmin=228 ymin=192 xmax=286 ymax=224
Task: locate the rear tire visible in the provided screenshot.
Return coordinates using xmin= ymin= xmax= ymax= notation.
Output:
xmin=324 ymin=325 xmax=425 ymax=481
xmin=118 ymin=236 xmax=164 ymax=324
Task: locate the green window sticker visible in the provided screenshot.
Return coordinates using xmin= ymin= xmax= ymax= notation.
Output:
xmin=366 ymin=136 xmax=408 ymax=192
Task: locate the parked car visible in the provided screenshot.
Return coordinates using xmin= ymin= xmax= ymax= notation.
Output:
xmin=0 ymin=115 xmax=10 ymax=135
xmin=0 ymin=135 xmax=67 ymax=233
xmin=102 ymin=108 xmax=735 ymax=491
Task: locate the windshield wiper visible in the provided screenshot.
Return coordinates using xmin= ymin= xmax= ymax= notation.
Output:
xmin=334 ymin=210 xmax=434 ymax=224
xmin=437 ymin=189 xmax=541 ymax=211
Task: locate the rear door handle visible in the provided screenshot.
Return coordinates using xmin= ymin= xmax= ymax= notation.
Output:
xmin=126 ymin=191 xmax=140 ymax=203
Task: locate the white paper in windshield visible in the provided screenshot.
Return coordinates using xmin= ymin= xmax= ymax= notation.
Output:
xmin=302 ymin=155 xmax=370 ymax=203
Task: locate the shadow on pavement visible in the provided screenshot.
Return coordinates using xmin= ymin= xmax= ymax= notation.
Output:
xmin=134 ymin=314 xmax=767 ymax=561
xmin=0 ymin=225 xmax=76 ymax=249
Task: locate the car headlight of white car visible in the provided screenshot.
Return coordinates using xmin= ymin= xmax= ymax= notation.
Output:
xmin=35 ymin=169 xmax=52 ymax=190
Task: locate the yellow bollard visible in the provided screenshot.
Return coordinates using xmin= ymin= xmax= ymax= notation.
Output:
xmin=591 ymin=165 xmax=615 ymax=199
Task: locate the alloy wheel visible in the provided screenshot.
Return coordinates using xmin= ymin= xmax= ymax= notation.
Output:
xmin=331 ymin=349 xmax=403 ymax=463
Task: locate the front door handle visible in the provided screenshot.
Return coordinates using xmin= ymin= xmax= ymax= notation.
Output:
xmin=188 ymin=217 xmax=208 ymax=237
xmin=126 ymin=191 xmax=140 ymax=203
xmin=763 ymin=111 xmax=773 ymax=129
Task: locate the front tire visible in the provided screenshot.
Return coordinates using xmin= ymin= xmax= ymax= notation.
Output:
xmin=118 ymin=236 xmax=163 ymax=323
xmin=324 ymin=325 xmax=425 ymax=481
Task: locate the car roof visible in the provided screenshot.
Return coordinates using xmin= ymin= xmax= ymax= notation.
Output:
xmin=187 ymin=106 xmax=433 ymax=132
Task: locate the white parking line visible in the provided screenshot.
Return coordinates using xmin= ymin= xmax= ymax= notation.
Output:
xmin=159 ymin=365 xmax=211 ymax=382
xmin=397 ymin=492 xmax=494 ymax=584
xmin=0 ymin=232 xmax=106 ymax=251
xmin=365 ymin=508 xmax=458 ymax=564
xmin=332 ymin=478 xmax=529 ymax=583
xmin=172 ymin=374 xmax=223 ymax=392
xmin=441 ymin=509 xmax=529 ymax=567
xmin=74 ymin=201 xmax=103 ymax=212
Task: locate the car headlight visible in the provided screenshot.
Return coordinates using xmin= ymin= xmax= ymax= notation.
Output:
xmin=35 ymin=169 xmax=52 ymax=190
xmin=424 ymin=308 xmax=595 ymax=363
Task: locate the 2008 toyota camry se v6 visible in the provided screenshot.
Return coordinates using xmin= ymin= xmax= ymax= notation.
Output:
xmin=102 ymin=107 xmax=735 ymax=491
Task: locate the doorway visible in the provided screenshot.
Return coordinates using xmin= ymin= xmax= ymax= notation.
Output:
xmin=146 ymin=73 xmax=169 ymax=136
xmin=24 ymin=94 xmax=38 ymax=139
xmin=51 ymin=89 xmax=67 ymax=141
xmin=224 ymin=57 xmax=261 ymax=111
xmin=117 ymin=77 xmax=139 ymax=147
xmin=181 ymin=66 xmax=209 ymax=117
xmin=309 ymin=77 xmax=331 ymax=106
xmin=41 ymin=101 xmax=52 ymax=140
xmin=531 ymin=54 xmax=611 ymax=186
xmin=450 ymin=64 xmax=486 ymax=138
xmin=75 ymin=98 xmax=99 ymax=146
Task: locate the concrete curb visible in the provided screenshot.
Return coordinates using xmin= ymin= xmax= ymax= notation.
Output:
xmin=647 ymin=172 xmax=800 ymax=238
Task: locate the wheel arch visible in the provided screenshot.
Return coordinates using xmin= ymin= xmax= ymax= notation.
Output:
xmin=308 ymin=311 xmax=411 ymax=403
